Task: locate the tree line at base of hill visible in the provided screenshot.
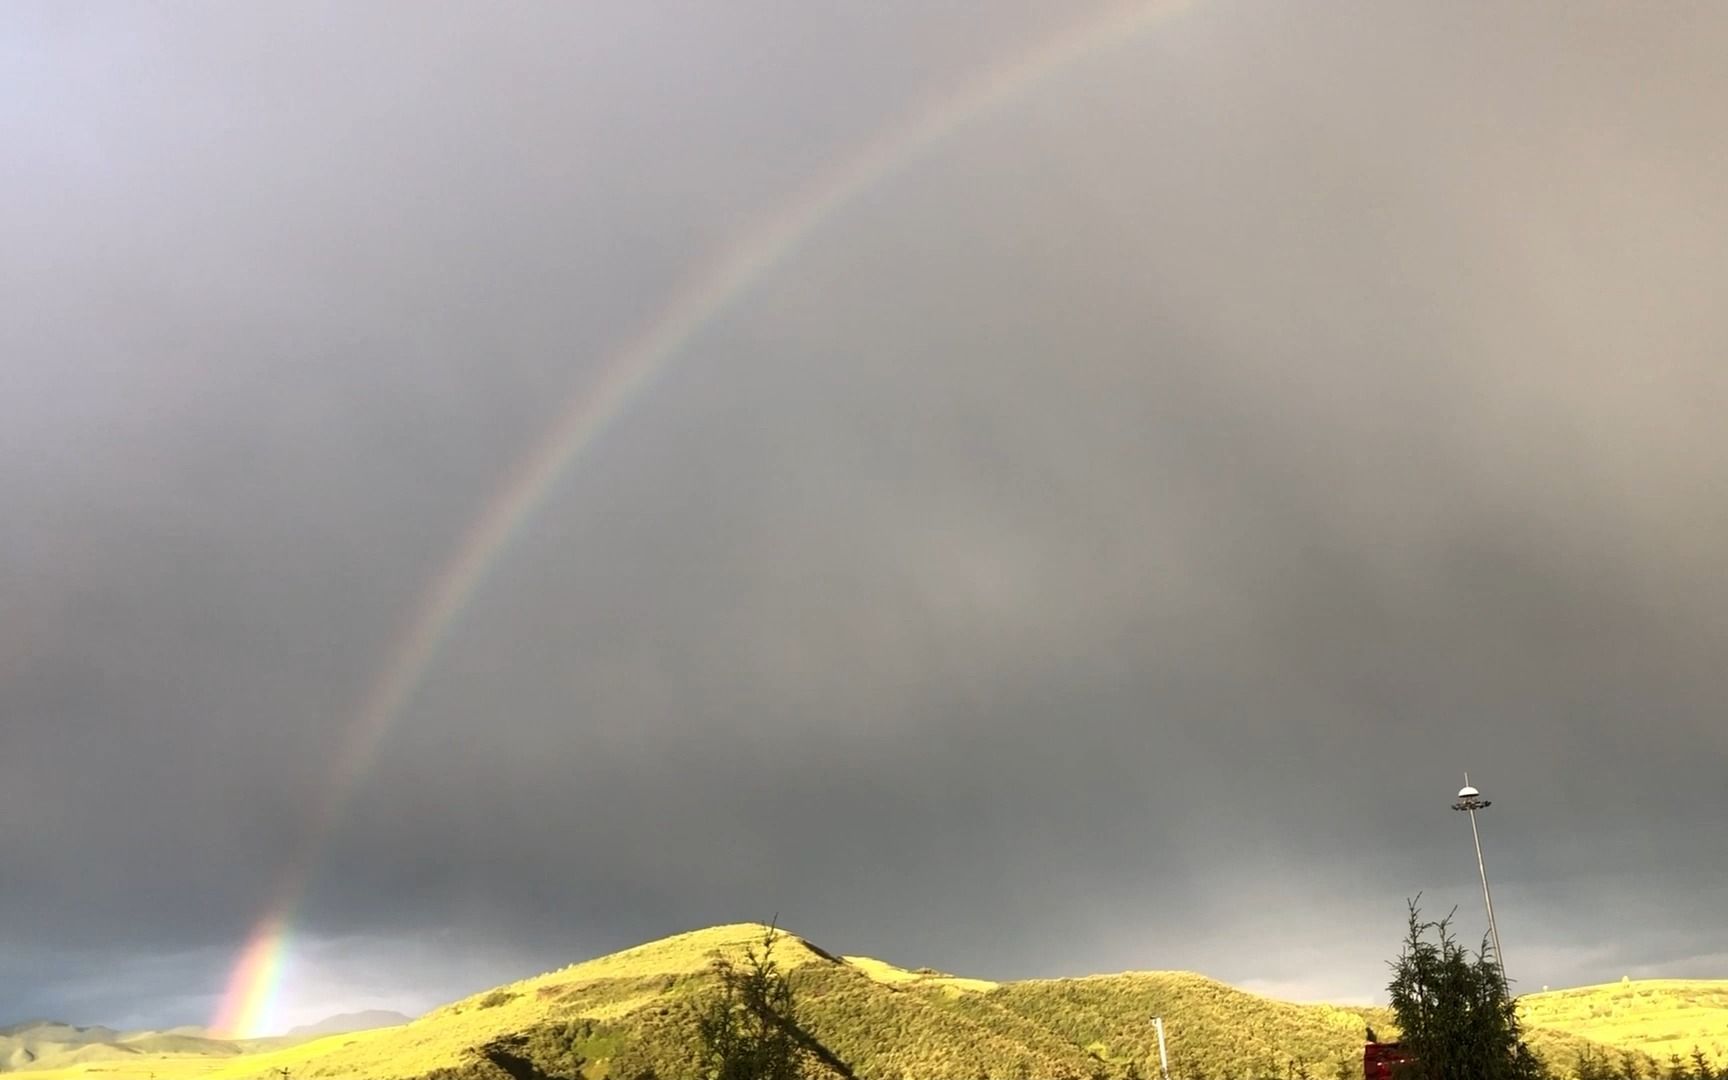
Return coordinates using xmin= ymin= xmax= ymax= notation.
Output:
xmin=1571 ymin=1047 xmax=1725 ymax=1080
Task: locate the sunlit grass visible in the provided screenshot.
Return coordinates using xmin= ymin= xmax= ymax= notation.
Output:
xmin=840 ymin=954 xmax=999 ymax=996
xmin=1518 ymin=980 xmax=1728 ymax=1068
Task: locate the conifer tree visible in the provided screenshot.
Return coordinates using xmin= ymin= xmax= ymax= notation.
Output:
xmin=698 ymin=927 xmax=811 ymax=1080
xmin=1688 ymin=1049 xmax=1715 ymax=1080
xmin=1386 ymin=900 xmax=1543 ymax=1080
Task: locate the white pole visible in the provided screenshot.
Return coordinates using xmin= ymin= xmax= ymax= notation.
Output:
xmin=1467 ymin=803 xmax=1506 ymax=988
xmin=1153 ymin=1016 xmax=1171 ymax=1080
xmin=1453 ymin=772 xmax=1508 ymax=996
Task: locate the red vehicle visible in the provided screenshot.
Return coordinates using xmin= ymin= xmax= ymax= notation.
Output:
xmin=1364 ymin=1041 xmax=1417 ymax=1080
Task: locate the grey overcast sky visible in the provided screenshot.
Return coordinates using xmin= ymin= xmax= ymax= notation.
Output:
xmin=4 ymin=0 xmax=1726 ymax=1033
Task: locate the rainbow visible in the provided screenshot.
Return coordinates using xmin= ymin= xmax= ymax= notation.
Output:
xmin=209 ymin=0 xmax=1194 ymax=1037
xmin=211 ymin=910 xmax=290 ymax=1037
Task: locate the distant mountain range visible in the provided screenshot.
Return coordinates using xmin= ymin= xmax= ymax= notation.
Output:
xmin=286 ymin=1008 xmax=415 ymax=1038
xmin=6 ymin=925 xmax=1721 ymax=1079
xmin=0 ymin=1008 xmax=410 ymax=1073
xmin=0 ymin=1020 xmax=244 ymax=1072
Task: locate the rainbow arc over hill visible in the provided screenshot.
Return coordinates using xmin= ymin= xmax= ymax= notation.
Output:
xmin=209 ymin=0 xmax=1194 ymax=1038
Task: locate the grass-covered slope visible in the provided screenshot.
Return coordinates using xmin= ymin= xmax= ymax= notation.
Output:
xmin=1517 ymin=981 xmax=1728 ymax=1068
xmin=252 ymin=924 xmax=1382 ymax=1080
xmin=259 ymin=925 xmax=1668 ymax=1080
xmin=10 ymin=926 xmax=1702 ymax=1080
xmin=988 ymin=970 xmax=1383 ymax=1080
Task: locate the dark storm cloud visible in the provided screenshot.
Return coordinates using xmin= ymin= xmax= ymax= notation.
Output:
xmin=4 ymin=1 xmax=1725 ymax=1029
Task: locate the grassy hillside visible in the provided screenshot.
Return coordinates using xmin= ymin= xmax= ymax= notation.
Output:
xmin=989 ymin=970 xmax=1381 ymax=1080
xmin=1517 ymin=981 xmax=1728 ymax=1069
xmin=9 ymin=925 xmax=1702 ymax=1080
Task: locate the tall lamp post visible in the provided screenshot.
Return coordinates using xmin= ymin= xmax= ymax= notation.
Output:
xmin=1451 ymin=774 xmax=1507 ymax=991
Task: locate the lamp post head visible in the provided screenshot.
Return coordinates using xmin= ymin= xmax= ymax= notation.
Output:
xmin=1453 ymin=782 xmax=1491 ymax=812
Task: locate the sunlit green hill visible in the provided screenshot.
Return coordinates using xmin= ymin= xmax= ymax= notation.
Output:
xmin=989 ymin=970 xmax=1381 ymax=1080
xmin=10 ymin=924 xmax=1702 ymax=1080
xmin=1517 ymin=980 xmax=1728 ymax=1069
